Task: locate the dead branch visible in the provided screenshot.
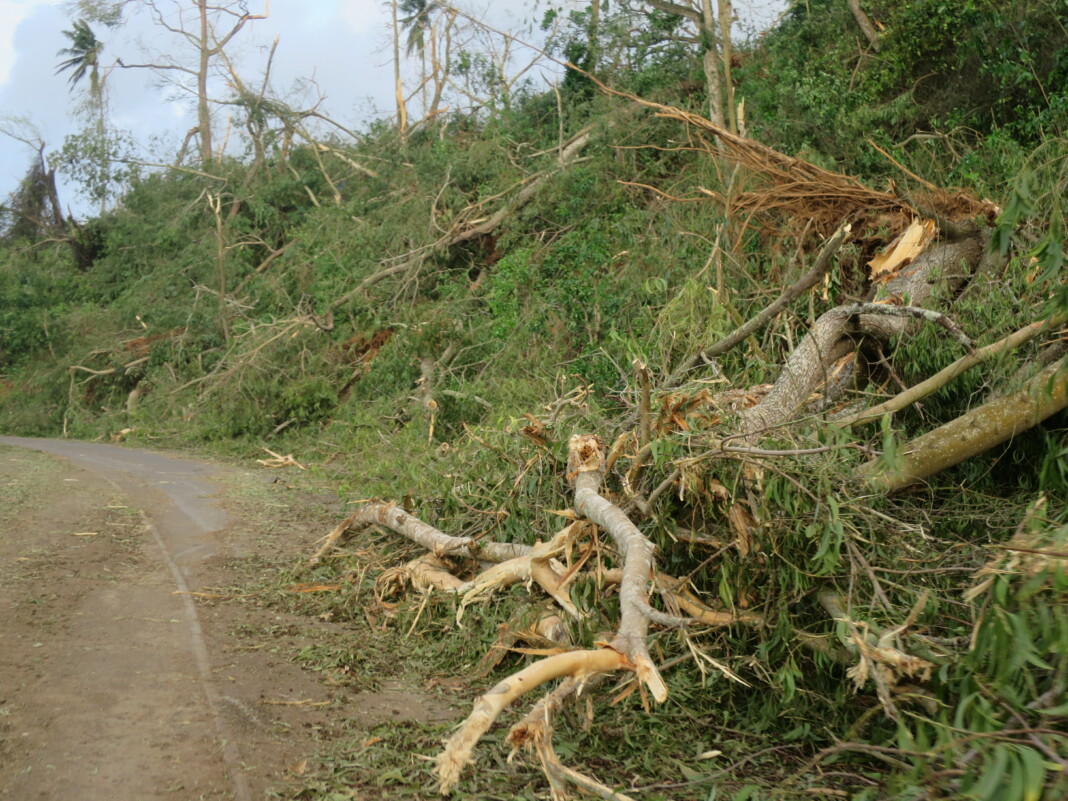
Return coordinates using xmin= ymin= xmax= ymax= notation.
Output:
xmin=307 ymin=502 xmax=529 ymax=566
xmin=845 ymin=303 xmax=974 ymax=353
xmin=329 ymin=122 xmax=604 ymax=310
xmin=847 ymin=0 xmax=882 ymax=50
xmin=69 ymin=364 xmax=118 ymax=377
xmin=598 ymin=568 xmax=763 ymax=628
xmin=568 ymin=435 xmax=668 ymax=702
xmin=436 ymin=649 xmax=626 ymax=795
xmin=455 ymin=522 xmax=586 ymax=621
xmin=416 ymin=343 xmax=456 ymax=442
xmin=818 ymin=591 xmax=933 ymax=719
xmin=859 ymin=355 xmax=1068 ymax=493
xmin=256 ymin=448 xmax=306 ymax=469
xmin=580 ymin=70 xmax=997 ymax=237
xmin=432 ymin=435 xmax=674 ymax=796
xmin=406 ymin=553 xmax=465 ymax=592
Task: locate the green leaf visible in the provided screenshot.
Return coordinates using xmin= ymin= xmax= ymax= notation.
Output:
xmin=1016 ymin=745 xmax=1047 ymax=801
xmin=1036 ymin=699 xmax=1068 ymax=717
xmin=971 ymin=746 xmax=1008 ymax=801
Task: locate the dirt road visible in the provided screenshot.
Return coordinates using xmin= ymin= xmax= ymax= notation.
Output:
xmin=0 ymin=438 xmax=354 ymax=800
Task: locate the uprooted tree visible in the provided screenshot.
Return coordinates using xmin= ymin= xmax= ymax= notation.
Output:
xmin=302 ymin=86 xmax=1067 ymax=799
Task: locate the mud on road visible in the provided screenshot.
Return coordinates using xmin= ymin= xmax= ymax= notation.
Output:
xmin=0 ymin=438 xmax=458 ymax=800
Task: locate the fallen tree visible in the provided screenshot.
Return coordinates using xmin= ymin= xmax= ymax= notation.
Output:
xmin=298 ymin=91 xmax=1066 ymax=799
xmin=860 ymin=354 xmax=1068 ymax=492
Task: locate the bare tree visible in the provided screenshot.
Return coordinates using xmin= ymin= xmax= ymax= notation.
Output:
xmin=641 ymin=0 xmax=734 ymax=130
xmin=107 ymin=1 xmax=269 ymax=167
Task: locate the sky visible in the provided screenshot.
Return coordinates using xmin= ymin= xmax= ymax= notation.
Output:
xmin=0 ymin=1 xmax=786 ymax=218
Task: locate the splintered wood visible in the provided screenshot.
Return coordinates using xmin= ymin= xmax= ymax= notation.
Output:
xmin=308 ymin=434 xmax=758 ymax=797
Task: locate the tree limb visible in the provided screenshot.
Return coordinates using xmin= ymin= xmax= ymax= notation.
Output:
xmin=859 ymin=355 xmax=1068 ymax=492
xmin=665 ymin=221 xmax=852 ymax=388
xmin=841 ymin=313 xmax=1066 ymax=427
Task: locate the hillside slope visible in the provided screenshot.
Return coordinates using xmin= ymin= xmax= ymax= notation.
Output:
xmin=2 ymin=2 xmax=1066 ymax=798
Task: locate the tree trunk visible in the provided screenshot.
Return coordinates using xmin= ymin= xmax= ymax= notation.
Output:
xmin=740 ymin=237 xmax=983 ymax=437
xmin=392 ymin=0 xmax=408 ymax=140
xmin=588 ymin=0 xmax=601 ymax=75
xmin=700 ymin=0 xmax=725 ymax=128
xmin=717 ymin=0 xmax=736 ymax=133
xmin=847 ymin=0 xmax=881 ymax=50
xmin=196 ymin=0 xmax=214 ymax=166
xmin=859 ymin=356 xmax=1068 ymax=493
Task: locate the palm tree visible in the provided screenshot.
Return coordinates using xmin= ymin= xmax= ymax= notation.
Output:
xmin=56 ymin=19 xmax=111 ymax=213
xmin=56 ymin=19 xmax=103 ymax=98
xmin=399 ymin=0 xmax=443 ymax=57
xmin=398 ymin=0 xmax=448 ymax=120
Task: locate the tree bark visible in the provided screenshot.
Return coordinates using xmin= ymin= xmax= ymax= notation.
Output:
xmin=700 ymin=0 xmax=725 ymax=128
xmin=717 ymin=0 xmax=736 ymax=133
xmin=841 ymin=313 xmax=1066 ymax=428
xmin=740 ymin=237 xmax=983 ymax=437
xmin=568 ymin=434 xmax=668 ymax=702
xmin=196 ymin=0 xmax=213 ymax=165
xmin=847 ymin=0 xmax=881 ymax=51
xmin=392 ymin=0 xmax=408 ymax=139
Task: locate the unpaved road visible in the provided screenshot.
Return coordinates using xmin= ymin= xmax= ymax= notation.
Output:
xmin=0 ymin=437 xmax=456 ymax=800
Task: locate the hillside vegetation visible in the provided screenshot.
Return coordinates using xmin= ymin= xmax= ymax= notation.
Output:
xmin=2 ymin=1 xmax=1066 ymax=799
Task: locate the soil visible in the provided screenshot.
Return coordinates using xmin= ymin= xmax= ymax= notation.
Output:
xmin=0 ymin=437 xmax=459 ymax=800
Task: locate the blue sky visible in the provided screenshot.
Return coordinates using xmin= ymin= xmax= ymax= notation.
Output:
xmin=0 ymin=0 xmax=437 ymax=211
xmin=0 ymin=1 xmax=785 ymax=217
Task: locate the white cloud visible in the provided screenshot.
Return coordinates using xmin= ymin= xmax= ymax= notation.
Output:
xmin=333 ymin=0 xmax=382 ymax=35
xmin=0 ymin=0 xmax=61 ymax=87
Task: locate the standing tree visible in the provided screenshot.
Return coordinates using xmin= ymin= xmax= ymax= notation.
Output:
xmin=96 ymin=0 xmax=268 ymax=167
xmin=56 ymin=19 xmax=104 ymax=99
xmin=400 ymin=0 xmax=446 ymax=118
xmin=55 ymin=17 xmax=131 ymax=214
xmin=391 ymin=0 xmax=409 ymax=140
xmin=640 ymin=0 xmax=735 ymax=130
